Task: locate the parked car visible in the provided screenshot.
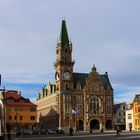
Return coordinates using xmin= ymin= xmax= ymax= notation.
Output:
xmin=32 ymin=129 xmax=40 ymax=135
xmin=47 ymin=129 xmax=57 ymax=134
xmin=55 ymin=129 xmax=65 ymax=134
xmin=22 ymin=129 xmax=32 ymax=134
xmin=39 ymin=129 xmax=48 ymax=134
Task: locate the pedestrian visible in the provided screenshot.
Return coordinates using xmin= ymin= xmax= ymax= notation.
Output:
xmin=129 ymin=126 xmax=132 ymax=132
xmin=101 ymin=127 xmax=104 ymax=133
xmin=69 ymin=127 xmax=73 ymax=136
xmin=116 ymin=127 xmax=120 ymax=136
xmin=90 ymin=128 xmax=92 ymax=133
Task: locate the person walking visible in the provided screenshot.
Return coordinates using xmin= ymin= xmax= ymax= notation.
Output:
xmin=69 ymin=127 xmax=74 ymax=136
xmin=116 ymin=127 xmax=120 ymax=136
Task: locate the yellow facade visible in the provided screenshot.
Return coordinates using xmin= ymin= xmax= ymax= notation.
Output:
xmin=3 ymin=90 xmax=38 ymax=131
xmin=133 ymin=100 xmax=140 ymax=131
xmin=6 ymin=105 xmax=37 ymax=127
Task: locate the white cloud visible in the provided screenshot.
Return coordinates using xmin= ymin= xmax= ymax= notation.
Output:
xmin=0 ymin=0 xmax=140 ymax=101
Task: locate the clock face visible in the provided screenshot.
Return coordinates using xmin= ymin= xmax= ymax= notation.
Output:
xmin=63 ymin=71 xmax=71 ymax=80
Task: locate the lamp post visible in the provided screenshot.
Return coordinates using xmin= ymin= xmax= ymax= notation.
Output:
xmin=15 ymin=107 xmax=19 ymax=136
xmin=0 ymin=87 xmax=7 ymax=140
xmin=0 ymin=97 xmax=4 ymax=137
xmin=101 ymin=114 xmax=105 ymax=133
xmin=85 ymin=103 xmax=89 ymax=132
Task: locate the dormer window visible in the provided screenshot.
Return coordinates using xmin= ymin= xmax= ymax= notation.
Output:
xmin=77 ymin=81 xmax=81 ymax=90
xmin=7 ymin=98 xmax=14 ymax=103
xmin=19 ymin=99 xmax=25 ymax=103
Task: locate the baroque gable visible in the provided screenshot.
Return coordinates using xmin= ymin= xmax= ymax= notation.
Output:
xmin=85 ymin=66 xmax=105 ymax=94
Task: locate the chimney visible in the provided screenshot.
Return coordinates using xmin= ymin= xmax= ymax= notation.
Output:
xmin=18 ymin=91 xmax=21 ymax=96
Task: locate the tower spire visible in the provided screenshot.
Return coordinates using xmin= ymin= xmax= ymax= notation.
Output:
xmin=59 ymin=19 xmax=69 ymax=44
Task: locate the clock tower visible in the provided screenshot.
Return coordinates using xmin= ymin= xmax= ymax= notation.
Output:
xmin=54 ymin=19 xmax=74 ymax=91
xmin=54 ymin=19 xmax=75 ymax=129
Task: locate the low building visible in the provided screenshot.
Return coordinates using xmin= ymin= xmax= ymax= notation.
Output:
xmin=114 ymin=102 xmax=127 ymax=130
xmin=133 ymin=94 xmax=140 ymax=131
xmin=2 ymin=90 xmax=37 ymax=132
xmin=125 ymin=103 xmax=133 ymax=131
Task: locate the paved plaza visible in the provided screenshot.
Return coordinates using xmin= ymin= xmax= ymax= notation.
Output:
xmin=15 ymin=131 xmax=140 ymax=140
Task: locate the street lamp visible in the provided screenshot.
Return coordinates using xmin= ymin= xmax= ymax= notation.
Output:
xmin=101 ymin=113 xmax=105 ymax=133
xmin=0 ymin=87 xmax=7 ymax=139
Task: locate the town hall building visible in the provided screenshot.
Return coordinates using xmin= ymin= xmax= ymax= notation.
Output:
xmin=37 ymin=20 xmax=114 ymax=132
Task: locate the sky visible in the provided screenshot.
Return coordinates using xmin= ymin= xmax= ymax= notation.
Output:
xmin=0 ymin=0 xmax=140 ymax=104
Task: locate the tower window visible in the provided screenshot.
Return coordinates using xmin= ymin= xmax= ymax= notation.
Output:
xmin=56 ymin=50 xmax=59 ymax=54
xmin=65 ymin=83 xmax=69 ymax=90
xmin=64 ymin=48 xmax=67 ymax=52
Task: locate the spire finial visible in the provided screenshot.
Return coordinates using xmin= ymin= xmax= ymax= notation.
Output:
xmin=62 ymin=17 xmax=66 ymax=20
xmin=59 ymin=19 xmax=69 ymax=44
xmin=92 ymin=64 xmax=96 ymax=72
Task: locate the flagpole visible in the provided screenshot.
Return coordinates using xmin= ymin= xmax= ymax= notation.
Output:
xmin=77 ymin=114 xmax=79 ymax=133
xmin=69 ymin=110 xmax=70 ymax=128
xmin=69 ymin=105 xmax=71 ymax=128
xmin=75 ymin=114 xmax=76 ymax=132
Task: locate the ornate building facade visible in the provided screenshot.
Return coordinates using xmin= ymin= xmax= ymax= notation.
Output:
xmin=37 ymin=20 xmax=114 ymax=131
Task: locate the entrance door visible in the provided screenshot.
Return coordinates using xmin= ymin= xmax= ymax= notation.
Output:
xmin=77 ymin=120 xmax=83 ymax=131
xmin=105 ymin=119 xmax=112 ymax=130
xmin=90 ymin=119 xmax=99 ymax=130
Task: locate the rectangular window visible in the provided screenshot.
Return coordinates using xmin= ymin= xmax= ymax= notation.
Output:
xmin=30 ymin=116 xmax=35 ymax=120
xmin=30 ymin=108 xmax=36 ymax=112
xmin=135 ymin=119 xmax=137 ymax=125
xmin=18 ymin=107 xmax=23 ymax=111
xmin=76 ymin=104 xmax=82 ymax=114
xmin=20 ymin=115 xmax=23 ymax=120
xmin=119 ymin=112 xmax=121 ymax=116
xmin=14 ymin=116 xmax=17 ymax=120
xmin=9 ymin=116 xmax=12 ymax=120
xmin=8 ymin=107 xmax=12 ymax=111
xmin=138 ymin=107 xmax=140 ymax=112
xmin=135 ymin=107 xmax=137 ymax=113
xmin=65 ymin=103 xmax=69 ymax=112
xmin=106 ymin=106 xmax=111 ymax=114
xmin=128 ymin=114 xmax=132 ymax=119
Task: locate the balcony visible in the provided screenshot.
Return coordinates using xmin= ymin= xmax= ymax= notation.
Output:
xmin=54 ymin=60 xmax=75 ymax=67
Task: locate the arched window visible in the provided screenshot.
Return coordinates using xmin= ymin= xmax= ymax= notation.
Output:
xmin=77 ymin=81 xmax=81 ymax=90
xmin=89 ymin=97 xmax=100 ymax=113
xmin=65 ymin=83 xmax=69 ymax=90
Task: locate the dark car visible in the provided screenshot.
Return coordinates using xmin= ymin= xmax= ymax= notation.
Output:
xmin=32 ymin=129 xmax=40 ymax=135
xmin=55 ymin=129 xmax=65 ymax=134
xmin=21 ymin=129 xmax=32 ymax=135
xmin=39 ymin=129 xmax=48 ymax=134
xmin=47 ymin=129 xmax=57 ymax=134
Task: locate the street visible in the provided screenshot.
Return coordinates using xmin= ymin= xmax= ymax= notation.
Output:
xmin=15 ymin=131 xmax=140 ymax=140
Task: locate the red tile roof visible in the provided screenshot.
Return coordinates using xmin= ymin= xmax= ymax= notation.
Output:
xmin=3 ymin=90 xmax=21 ymax=99
xmin=3 ymin=90 xmax=36 ymax=106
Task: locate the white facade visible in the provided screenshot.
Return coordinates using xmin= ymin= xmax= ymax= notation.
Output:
xmin=125 ymin=106 xmax=133 ymax=131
